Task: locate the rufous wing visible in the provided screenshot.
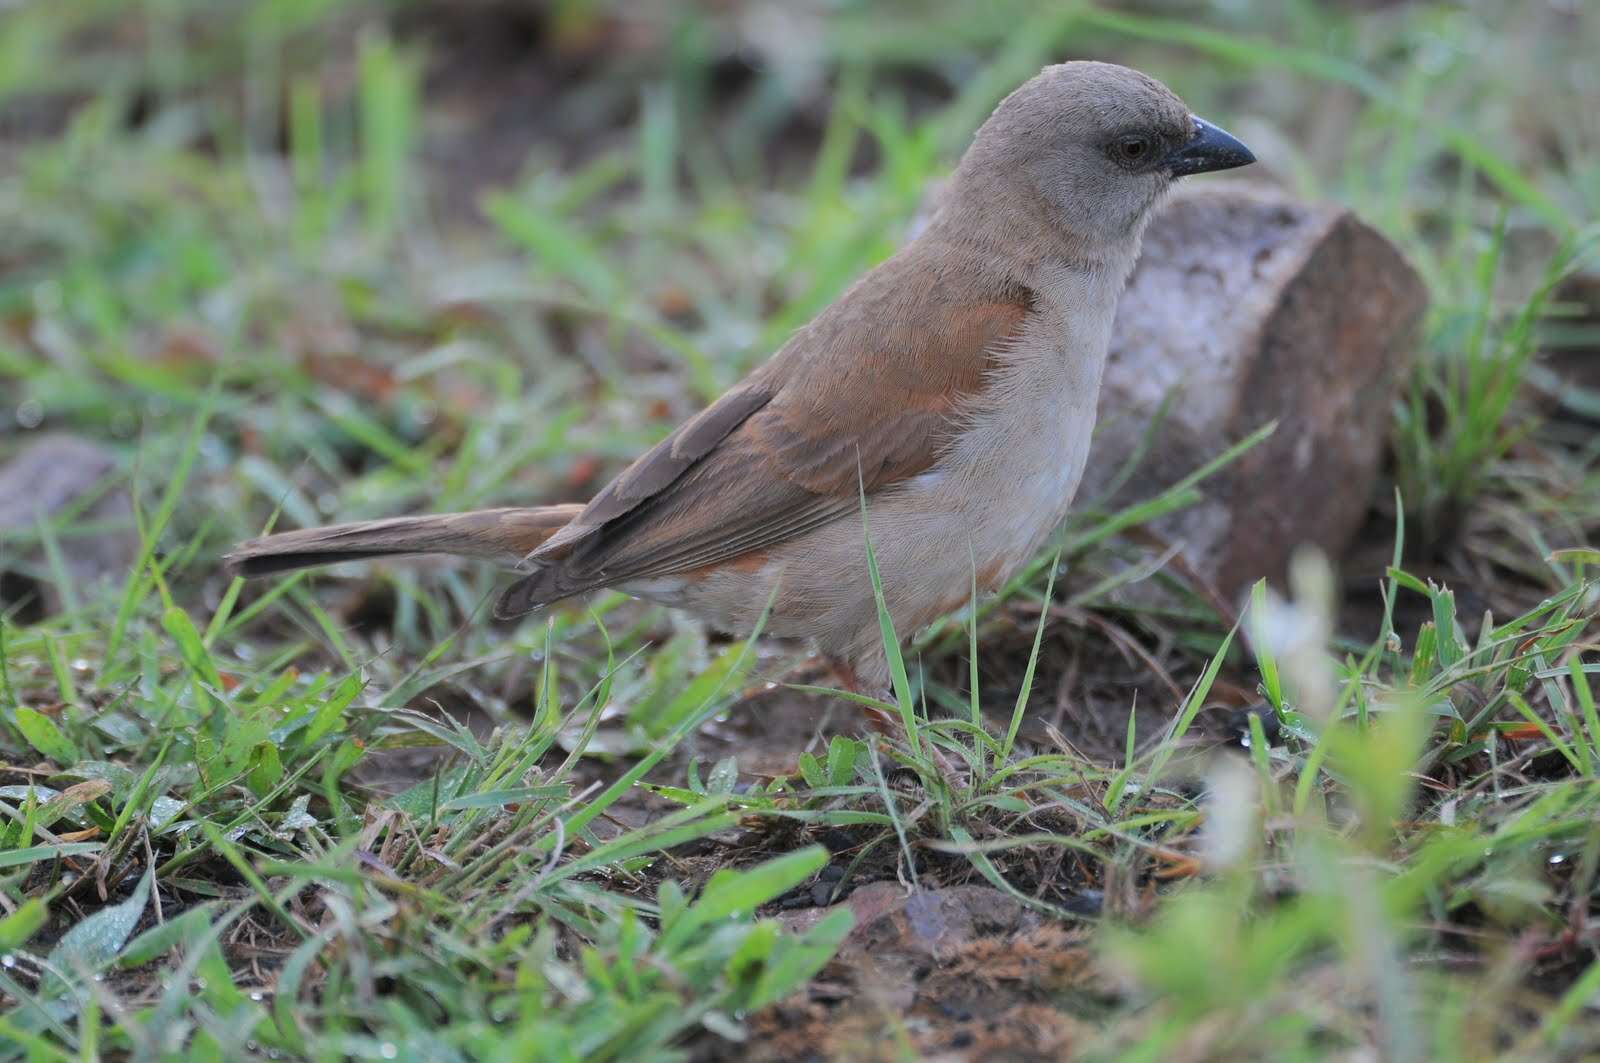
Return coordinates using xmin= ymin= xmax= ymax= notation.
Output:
xmin=496 ymin=249 xmax=1036 ymax=618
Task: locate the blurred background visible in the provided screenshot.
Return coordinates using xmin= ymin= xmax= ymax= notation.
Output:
xmin=3 ymin=5 xmax=1600 ymax=1058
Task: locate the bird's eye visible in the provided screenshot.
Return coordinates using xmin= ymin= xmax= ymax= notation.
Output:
xmin=1114 ymin=135 xmax=1152 ymax=165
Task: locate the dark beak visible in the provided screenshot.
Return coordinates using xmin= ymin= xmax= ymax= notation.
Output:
xmin=1167 ymin=116 xmax=1255 ymax=177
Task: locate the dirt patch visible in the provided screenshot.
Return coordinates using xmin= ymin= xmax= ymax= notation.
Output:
xmin=700 ymin=885 xmax=1105 ymax=1062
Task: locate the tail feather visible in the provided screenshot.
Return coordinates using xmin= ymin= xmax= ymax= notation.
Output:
xmin=495 ymin=565 xmax=596 ymax=619
xmin=225 ymin=505 xmax=583 ymax=579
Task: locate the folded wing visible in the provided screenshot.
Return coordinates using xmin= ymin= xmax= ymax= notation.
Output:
xmin=497 ymin=250 xmax=1035 ymax=617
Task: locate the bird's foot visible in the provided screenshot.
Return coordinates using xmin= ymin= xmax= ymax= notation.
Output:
xmin=864 ymin=709 xmax=960 ymax=780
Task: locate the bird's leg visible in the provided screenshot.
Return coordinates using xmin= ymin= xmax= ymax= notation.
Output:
xmin=827 ymin=657 xmax=958 ymax=778
xmin=824 ymin=658 xmax=897 ymax=734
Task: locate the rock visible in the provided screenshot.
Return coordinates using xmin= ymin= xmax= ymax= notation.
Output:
xmin=0 ymin=435 xmax=137 ymax=619
xmin=862 ymin=884 xmax=1041 ymax=959
xmin=1082 ymin=182 xmax=1427 ymax=598
xmin=778 ymin=882 xmax=1041 ymax=959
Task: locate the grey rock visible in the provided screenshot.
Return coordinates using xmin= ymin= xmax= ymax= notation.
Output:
xmin=0 ymin=434 xmax=137 ymax=619
xmin=1083 ymin=182 xmax=1427 ymax=597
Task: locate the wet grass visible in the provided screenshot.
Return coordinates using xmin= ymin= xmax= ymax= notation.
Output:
xmin=1 ymin=1 xmax=1598 ymax=1059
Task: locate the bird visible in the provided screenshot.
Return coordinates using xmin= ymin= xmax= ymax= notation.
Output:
xmin=226 ymin=61 xmax=1254 ymax=700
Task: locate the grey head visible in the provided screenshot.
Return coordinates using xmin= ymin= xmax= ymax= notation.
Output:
xmin=946 ymin=61 xmax=1255 ymax=248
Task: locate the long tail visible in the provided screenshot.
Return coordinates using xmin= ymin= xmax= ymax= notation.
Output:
xmin=224 ymin=505 xmax=584 ymax=578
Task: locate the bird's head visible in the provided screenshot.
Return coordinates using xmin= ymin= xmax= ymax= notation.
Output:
xmin=951 ymin=61 xmax=1255 ymax=250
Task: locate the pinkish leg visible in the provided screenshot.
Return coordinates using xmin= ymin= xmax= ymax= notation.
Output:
xmin=827 ymin=656 xmax=957 ymax=775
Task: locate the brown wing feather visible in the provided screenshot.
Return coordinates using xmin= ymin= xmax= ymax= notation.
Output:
xmin=497 ymin=248 xmax=1035 ymax=618
xmin=576 ymin=384 xmax=774 ymax=528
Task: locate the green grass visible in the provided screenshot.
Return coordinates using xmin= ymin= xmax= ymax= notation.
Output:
xmin=2 ymin=1 xmax=1599 ymax=1059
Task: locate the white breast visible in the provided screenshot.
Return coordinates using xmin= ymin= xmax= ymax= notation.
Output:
xmin=912 ymin=263 xmax=1123 ymax=586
